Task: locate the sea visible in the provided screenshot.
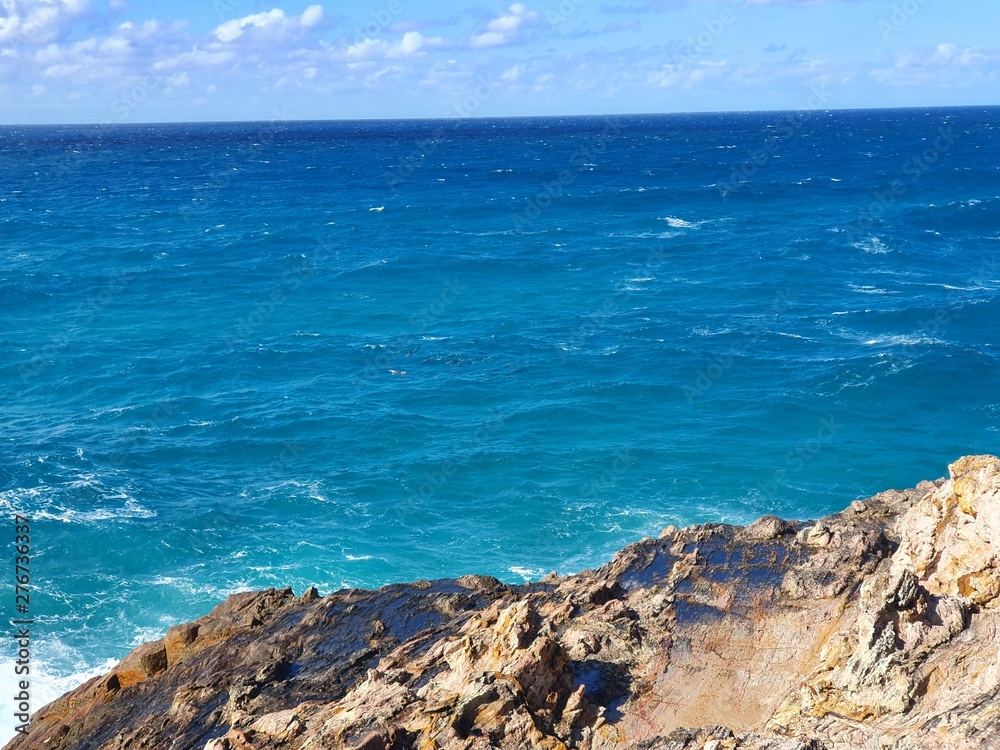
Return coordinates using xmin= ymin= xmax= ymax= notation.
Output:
xmin=1 ymin=107 xmax=999 ymax=725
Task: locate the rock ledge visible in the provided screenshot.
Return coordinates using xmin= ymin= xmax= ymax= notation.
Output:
xmin=8 ymin=456 xmax=1000 ymax=750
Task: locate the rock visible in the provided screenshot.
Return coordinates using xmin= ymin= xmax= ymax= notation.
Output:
xmin=113 ymin=640 xmax=168 ymax=688
xmin=8 ymin=456 xmax=1000 ymax=750
xmin=743 ymin=515 xmax=792 ymax=540
xmin=250 ymin=709 xmax=304 ymax=738
xmin=164 ymin=622 xmax=200 ymax=666
xmin=796 ymin=524 xmax=831 ymax=549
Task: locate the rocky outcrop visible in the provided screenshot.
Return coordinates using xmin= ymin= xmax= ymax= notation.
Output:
xmin=8 ymin=456 xmax=1000 ymax=750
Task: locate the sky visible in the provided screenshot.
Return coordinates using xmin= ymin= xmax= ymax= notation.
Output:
xmin=0 ymin=0 xmax=998 ymax=123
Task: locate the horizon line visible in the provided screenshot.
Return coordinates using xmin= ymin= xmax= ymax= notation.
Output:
xmin=3 ymin=103 xmax=999 ymax=129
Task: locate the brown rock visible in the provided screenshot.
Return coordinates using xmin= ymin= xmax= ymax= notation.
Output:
xmin=164 ymin=622 xmax=200 ymax=667
xmin=113 ymin=640 xmax=168 ymax=689
xmin=8 ymin=456 xmax=1000 ymax=750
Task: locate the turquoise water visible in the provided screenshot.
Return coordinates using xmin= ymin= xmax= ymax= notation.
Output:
xmin=1 ymin=108 xmax=999 ymax=707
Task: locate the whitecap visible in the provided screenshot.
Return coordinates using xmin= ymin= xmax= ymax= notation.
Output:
xmin=854 ymin=237 xmax=890 ymax=254
xmin=660 ymin=216 xmax=695 ymax=229
xmin=508 ymin=566 xmax=545 ymax=581
xmin=848 ymin=283 xmax=897 ymax=295
xmin=692 ymin=326 xmax=734 ymax=336
xmin=34 ymin=497 xmax=156 ymax=524
xmin=863 ymin=334 xmax=941 ymax=347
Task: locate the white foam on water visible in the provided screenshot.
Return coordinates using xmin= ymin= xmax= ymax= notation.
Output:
xmin=659 ymin=216 xmax=696 ymax=229
xmin=848 ymin=283 xmax=898 ymax=295
xmin=508 ymin=566 xmax=546 ymax=581
xmin=151 ymin=575 xmax=253 ymax=600
xmin=34 ymin=496 xmax=156 ymax=524
xmin=862 ymin=334 xmax=942 ymax=347
xmin=854 ymin=237 xmax=890 ymax=254
xmin=692 ymin=326 xmax=734 ymax=336
xmin=0 ymin=636 xmax=118 ymax=744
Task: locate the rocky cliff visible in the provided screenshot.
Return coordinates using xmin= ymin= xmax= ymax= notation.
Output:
xmin=8 ymin=456 xmax=1000 ymax=750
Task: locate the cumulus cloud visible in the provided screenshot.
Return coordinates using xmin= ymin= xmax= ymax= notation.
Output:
xmin=871 ymin=44 xmax=1000 ymax=86
xmin=346 ymin=30 xmax=443 ymax=60
xmin=469 ymin=3 xmax=539 ymax=49
xmin=214 ymin=5 xmax=324 ymax=43
xmin=301 ymin=5 xmax=323 ymax=29
xmin=0 ymin=0 xmax=89 ymax=45
xmin=648 ymin=60 xmax=730 ymax=89
xmin=215 ymin=9 xmax=285 ymax=42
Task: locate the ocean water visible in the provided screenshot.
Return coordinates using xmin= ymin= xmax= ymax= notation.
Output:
xmin=1 ymin=108 xmax=999 ymax=718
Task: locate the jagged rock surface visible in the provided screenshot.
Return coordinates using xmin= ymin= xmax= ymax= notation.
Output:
xmin=8 ymin=456 xmax=1000 ymax=750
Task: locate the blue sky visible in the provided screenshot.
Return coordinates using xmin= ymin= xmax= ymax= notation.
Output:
xmin=1 ymin=0 xmax=998 ymax=123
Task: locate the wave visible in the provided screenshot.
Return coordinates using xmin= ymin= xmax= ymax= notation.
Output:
xmin=659 ymin=216 xmax=697 ymax=229
xmin=34 ymin=497 xmax=157 ymax=524
xmin=848 ymin=283 xmax=898 ymax=295
xmin=861 ymin=334 xmax=944 ymax=348
xmin=854 ymin=237 xmax=891 ymax=254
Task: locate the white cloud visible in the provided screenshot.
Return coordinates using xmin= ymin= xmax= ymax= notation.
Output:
xmin=215 ymin=9 xmax=285 ymax=43
xmin=388 ymin=31 xmax=426 ymax=58
xmin=346 ymin=30 xmax=442 ymax=60
xmin=152 ymin=48 xmax=235 ymax=72
xmin=42 ymin=61 xmax=79 ymax=76
xmin=214 ymin=5 xmax=325 ymax=43
xmin=99 ymin=35 xmax=130 ymax=54
xmin=871 ymin=44 xmax=1000 ymax=86
xmin=0 ymin=0 xmax=89 ymax=45
xmin=469 ymin=31 xmax=506 ymax=49
xmin=301 ymin=4 xmax=323 ymax=29
xmin=345 ymin=36 xmax=381 ymax=60
xmin=469 ymin=3 xmax=539 ymax=49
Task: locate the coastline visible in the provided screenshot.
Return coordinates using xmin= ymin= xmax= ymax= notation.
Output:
xmin=8 ymin=455 xmax=1000 ymax=749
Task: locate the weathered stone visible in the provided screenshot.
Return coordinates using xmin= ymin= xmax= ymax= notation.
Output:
xmin=8 ymin=456 xmax=1000 ymax=750
xmin=164 ymin=622 xmax=200 ymax=667
xmin=113 ymin=640 xmax=168 ymax=689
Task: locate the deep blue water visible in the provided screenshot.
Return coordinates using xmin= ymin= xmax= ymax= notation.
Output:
xmin=1 ymin=108 xmax=999 ymax=710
